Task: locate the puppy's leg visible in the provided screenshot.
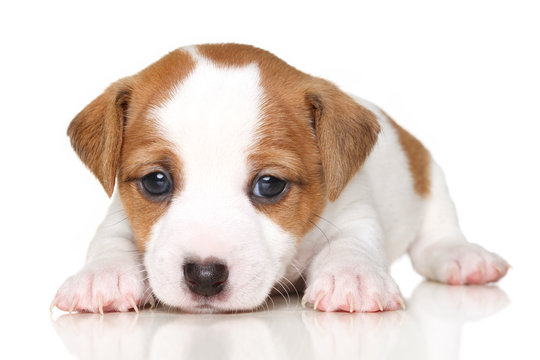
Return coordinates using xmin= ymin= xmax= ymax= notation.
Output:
xmin=408 ymin=161 xmax=509 ymax=285
xmin=302 ymin=216 xmax=403 ymax=313
xmin=52 ymin=195 xmax=150 ymax=313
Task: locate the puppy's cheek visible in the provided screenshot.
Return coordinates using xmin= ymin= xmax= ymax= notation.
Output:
xmin=141 ymin=220 xmax=186 ymax=307
xmin=118 ymin=184 xmax=171 ymax=252
xmin=144 ymin=246 xmax=188 ymax=307
xmin=224 ymin=215 xmax=298 ymax=308
xmin=257 ymin=215 xmax=299 ymax=277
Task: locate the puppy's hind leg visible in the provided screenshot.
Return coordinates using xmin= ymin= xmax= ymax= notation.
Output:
xmin=408 ymin=161 xmax=509 ymax=285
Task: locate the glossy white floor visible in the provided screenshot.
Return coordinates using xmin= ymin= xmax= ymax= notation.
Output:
xmin=24 ymin=256 xmax=531 ymax=360
xmin=49 ymin=281 xmax=508 ymax=360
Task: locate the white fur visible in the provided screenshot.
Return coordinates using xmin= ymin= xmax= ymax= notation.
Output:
xmin=144 ymin=53 xmax=297 ymax=312
xmin=54 ymin=46 xmax=508 ymax=314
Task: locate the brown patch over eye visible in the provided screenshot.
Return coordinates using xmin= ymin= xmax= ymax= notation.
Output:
xmin=118 ymin=125 xmax=184 ymax=252
xmin=248 ymin=105 xmax=326 ymax=239
xmin=118 ymin=132 xmax=182 ymax=252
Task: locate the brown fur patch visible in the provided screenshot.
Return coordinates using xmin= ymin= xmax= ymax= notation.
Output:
xmin=247 ymin=103 xmax=327 ymax=239
xmin=68 ymin=49 xmax=195 ymax=250
xmin=199 ymin=44 xmax=380 ymax=236
xmin=387 ymin=114 xmax=431 ymax=197
xmin=117 ymin=138 xmax=183 ymax=252
xmin=129 ymin=49 xmax=196 ymax=116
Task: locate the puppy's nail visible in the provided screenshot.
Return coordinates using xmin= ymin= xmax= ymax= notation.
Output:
xmin=478 ymin=264 xmax=485 ymax=276
xmin=347 ymin=294 xmax=354 ymax=313
xmin=128 ymin=297 xmax=139 ymax=314
xmin=69 ymin=296 xmax=78 ymax=314
xmin=98 ymin=296 xmax=104 ymax=315
xmin=375 ymin=296 xmax=383 ymax=312
xmin=398 ymin=296 xmax=406 ymax=311
xmin=301 ymin=294 xmax=308 ymax=309
xmin=49 ymin=300 xmax=56 ymax=314
xmin=314 ymin=291 xmax=325 ymax=311
xmin=448 ymin=267 xmax=461 ymax=285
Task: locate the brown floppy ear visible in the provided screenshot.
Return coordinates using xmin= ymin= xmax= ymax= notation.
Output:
xmin=67 ymin=78 xmax=133 ymax=197
xmin=307 ymin=79 xmax=380 ymax=201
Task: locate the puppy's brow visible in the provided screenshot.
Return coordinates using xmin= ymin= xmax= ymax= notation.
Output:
xmin=121 ymin=158 xmax=177 ymax=181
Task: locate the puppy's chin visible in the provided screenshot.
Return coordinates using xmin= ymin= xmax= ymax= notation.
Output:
xmin=152 ymin=287 xmax=272 ymax=314
xmin=186 ymin=303 xmax=262 ymax=314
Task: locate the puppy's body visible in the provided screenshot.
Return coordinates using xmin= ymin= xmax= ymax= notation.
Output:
xmin=53 ymin=44 xmax=508 ymax=314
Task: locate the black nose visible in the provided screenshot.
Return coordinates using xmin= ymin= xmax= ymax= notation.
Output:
xmin=183 ymin=262 xmax=229 ymax=297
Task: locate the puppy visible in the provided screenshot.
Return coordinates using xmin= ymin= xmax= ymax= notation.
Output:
xmin=52 ymin=44 xmax=509 ymax=314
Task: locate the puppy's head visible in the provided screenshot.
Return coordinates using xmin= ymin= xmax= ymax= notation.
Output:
xmin=68 ymin=44 xmax=379 ymax=312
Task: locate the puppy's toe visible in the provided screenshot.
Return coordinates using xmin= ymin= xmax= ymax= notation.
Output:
xmin=303 ymin=267 xmax=404 ymax=313
xmin=422 ymin=243 xmax=510 ymax=285
xmin=52 ymin=259 xmax=150 ymax=314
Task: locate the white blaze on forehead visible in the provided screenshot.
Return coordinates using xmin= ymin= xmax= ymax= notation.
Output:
xmin=152 ymin=55 xmax=264 ymax=196
xmin=142 ymin=54 xmax=299 ymax=311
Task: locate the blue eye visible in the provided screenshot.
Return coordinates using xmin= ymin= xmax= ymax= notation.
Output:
xmin=141 ymin=171 xmax=172 ymax=197
xmin=252 ymin=175 xmax=288 ymax=201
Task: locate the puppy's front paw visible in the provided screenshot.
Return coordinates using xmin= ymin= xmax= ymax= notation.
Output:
xmin=302 ymin=266 xmax=404 ymax=313
xmin=52 ymin=258 xmax=152 ymax=314
xmin=418 ymin=242 xmax=510 ymax=285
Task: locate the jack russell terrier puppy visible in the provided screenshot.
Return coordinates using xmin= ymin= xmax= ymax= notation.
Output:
xmin=52 ymin=44 xmax=509 ymax=314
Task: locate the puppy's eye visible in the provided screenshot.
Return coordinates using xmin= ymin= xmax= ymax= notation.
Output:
xmin=140 ymin=171 xmax=172 ymax=197
xmin=252 ymin=175 xmax=288 ymax=202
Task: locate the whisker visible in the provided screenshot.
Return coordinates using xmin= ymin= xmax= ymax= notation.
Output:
xmin=110 ymin=208 xmax=126 ymax=215
xmin=266 ymin=295 xmax=275 ymax=310
xmin=100 ymin=217 xmax=129 ymax=228
xmin=289 ymin=261 xmax=306 ymax=284
xmin=280 ymin=276 xmax=300 ymax=303
xmin=308 ymin=218 xmax=331 ymax=246
xmin=272 ymin=282 xmax=290 ymax=306
xmin=312 ymin=213 xmax=340 ymax=232
xmin=262 ymin=298 xmax=270 ymax=312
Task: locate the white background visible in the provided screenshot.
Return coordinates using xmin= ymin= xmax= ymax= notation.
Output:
xmin=1 ymin=0 xmax=539 ymax=359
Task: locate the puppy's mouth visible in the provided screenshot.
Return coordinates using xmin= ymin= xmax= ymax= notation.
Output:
xmin=187 ymin=300 xmax=239 ymax=314
xmin=193 ymin=303 xmax=218 ymax=313
xmin=170 ymin=283 xmax=237 ymax=313
xmin=191 ymin=302 xmax=256 ymax=314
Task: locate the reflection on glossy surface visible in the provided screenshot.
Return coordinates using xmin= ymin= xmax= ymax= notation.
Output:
xmin=51 ymin=282 xmax=509 ymax=360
